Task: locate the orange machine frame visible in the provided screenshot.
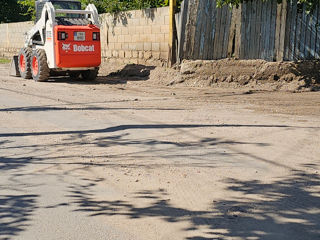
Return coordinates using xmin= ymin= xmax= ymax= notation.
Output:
xmin=54 ymin=25 xmax=101 ymax=68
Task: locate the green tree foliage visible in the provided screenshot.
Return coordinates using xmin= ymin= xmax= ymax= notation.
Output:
xmin=17 ymin=0 xmax=36 ymax=20
xmin=297 ymin=0 xmax=318 ymax=12
xmin=216 ymin=0 xmax=318 ymax=12
xmin=80 ymin=0 xmax=169 ymax=13
xmin=15 ymin=0 xmax=169 ymax=21
xmin=0 ymin=0 xmax=30 ymax=23
xmin=4 ymin=0 xmax=320 ymax=23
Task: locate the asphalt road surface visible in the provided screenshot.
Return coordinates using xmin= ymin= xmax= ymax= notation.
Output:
xmin=0 ymin=63 xmax=320 ymax=240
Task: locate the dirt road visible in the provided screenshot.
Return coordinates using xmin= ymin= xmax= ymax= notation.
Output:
xmin=1 ymin=63 xmax=320 ymax=240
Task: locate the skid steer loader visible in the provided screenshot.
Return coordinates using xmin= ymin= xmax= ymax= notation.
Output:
xmin=10 ymin=0 xmax=101 ymax=81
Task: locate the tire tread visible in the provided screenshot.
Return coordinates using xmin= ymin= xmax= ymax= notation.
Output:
xmin=18 ymin=47 xmax=32 ymax=79
xmin=32 ymin=49 xmax=50 ymax=82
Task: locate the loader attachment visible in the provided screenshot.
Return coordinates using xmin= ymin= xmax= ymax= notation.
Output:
xmin=9 ymin=56 xmax=21 ymax=77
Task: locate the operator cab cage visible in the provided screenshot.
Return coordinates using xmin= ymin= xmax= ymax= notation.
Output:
xmin=35 ymin=0 xmax=89 ymax=25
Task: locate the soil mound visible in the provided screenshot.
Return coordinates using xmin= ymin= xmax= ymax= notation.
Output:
xmin=172 ymin=59 xmax=320 ymax=91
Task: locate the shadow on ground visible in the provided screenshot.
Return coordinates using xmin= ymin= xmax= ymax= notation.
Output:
xmin=0 ymin=194 xmax=39 ymax=238
xmin=96 ymin=64 xmax=156 ymax=84
xmin=0 ymin=101 xmax=184 ymax=113
xmin=0 ymin=123 xmax=312 ymax=138
xmin=66 ymin=171 xmax=320 ymax=240
xmin=1 ymin=120 xmax=319 ymax=239
xmin=0 ymin=123 xmax=315 ymax=172
xmin=40 ymin=64 xmax=155 ymax=85
xmin=0 ymin=128 xmax=270 ymax=172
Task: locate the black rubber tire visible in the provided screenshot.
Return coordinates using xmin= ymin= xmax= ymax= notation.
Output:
xmin=18 ymin=47 xmax=32 ymax=79
xmin=31 ymin=49 xmax=50 ymax=82
xmin=69 ymin=71 xmax=81 ymax=80
xmin=81 ymin=68 xmax=99 ymax=81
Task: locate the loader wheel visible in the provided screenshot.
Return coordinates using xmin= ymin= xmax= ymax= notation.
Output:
xmin=18 ymin=48 xmax=32 ymax=79
xmin=31 ymin=49 xmax=50 ymax=82
xmin=81 ymin=68 xmax=99 ymax=81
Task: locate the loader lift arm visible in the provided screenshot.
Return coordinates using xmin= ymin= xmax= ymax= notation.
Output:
xmin=25 ymin=2 xmax=100 ymax=47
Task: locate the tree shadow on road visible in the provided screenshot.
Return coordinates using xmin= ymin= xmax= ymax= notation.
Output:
xmin=0 ymin=156 xmax=36 ymax=171
xmin=0 ymin=122 xmax=312 ymax=172
xmin=0 ymin=132 xmax=271 ymax=172
xmin=66 ymin=170 xmax=320 ymax=240
xmin=1 ymin=119 xmax=319 ymax=239
xmin=201 ymin=171 xmax=320 ymax=240
xmin=0 ymin=194 xmax=39 ymax=238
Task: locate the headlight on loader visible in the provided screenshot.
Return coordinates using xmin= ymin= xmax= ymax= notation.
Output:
xmin=58 ymin=31 xmax=68 ymax=40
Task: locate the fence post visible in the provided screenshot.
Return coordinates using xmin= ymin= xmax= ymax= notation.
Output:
xmin=275 ymin=0 xmax=287 ymax=61
xmin=278 ymin=0 xmax=287 ymax=61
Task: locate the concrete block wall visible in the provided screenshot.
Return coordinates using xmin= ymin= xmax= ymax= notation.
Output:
xmin=0 ymin=6 xmax=170 ymax=66
xmin=0 ymin=21 xmax=33 ymax=58
xmin=100 ymin=7 xmax=169 ymax=66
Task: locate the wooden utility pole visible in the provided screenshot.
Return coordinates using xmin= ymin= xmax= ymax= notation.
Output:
xmin=169 ymin=0 xmax=176 ymax=65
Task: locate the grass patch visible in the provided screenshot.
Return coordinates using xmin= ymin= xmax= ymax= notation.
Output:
xmin=0 ymin=58 xmax=10 ymax=64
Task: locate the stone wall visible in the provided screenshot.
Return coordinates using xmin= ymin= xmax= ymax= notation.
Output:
xmin=0 ymin=6 xmax=169 ymax=66
xmin=100 ymin=7 xmax=169 ymax=66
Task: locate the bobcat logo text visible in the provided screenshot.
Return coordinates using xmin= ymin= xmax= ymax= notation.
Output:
xmin=62 ymin=43 xmax=71 ymax=52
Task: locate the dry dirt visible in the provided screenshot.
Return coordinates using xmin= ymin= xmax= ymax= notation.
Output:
xmin=173 ymin=59 xmax=320 ymax=92
xmin=98 ymin=60 xmax=320 ymax=116
xmin=1 ymin=61 xmax=320 ymax=240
